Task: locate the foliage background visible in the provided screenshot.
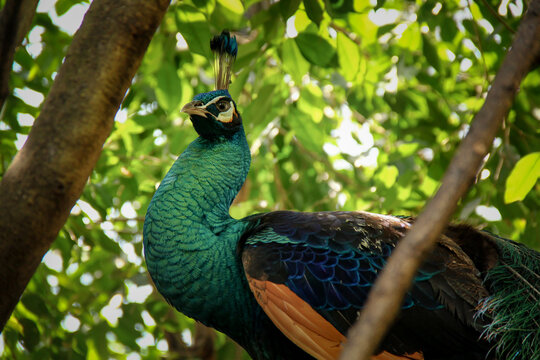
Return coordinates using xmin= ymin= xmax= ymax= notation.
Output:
xmin=1 ymin=0 xmax=538 ymax=358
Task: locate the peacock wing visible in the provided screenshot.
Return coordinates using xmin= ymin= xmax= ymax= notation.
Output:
xmin=240 ymin=211 xmax=433 ymax=360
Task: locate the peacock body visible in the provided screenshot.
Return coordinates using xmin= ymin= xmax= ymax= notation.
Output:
xmin=143 ymin=32 xmax=540 ymax=360
xmin=143 ymin=106 xmax=312 ymax=358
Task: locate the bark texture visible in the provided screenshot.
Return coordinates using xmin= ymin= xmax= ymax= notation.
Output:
xmin=0 ymin=0 xmax=170 ymax=330
xmin=340 ymin=1 xmax=540 ymax=359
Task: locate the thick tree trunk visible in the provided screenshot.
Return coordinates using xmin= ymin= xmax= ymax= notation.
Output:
xmin=0 ymin=0 xmax=170 ymax=330
xmin=340 ymin=1 xmax=540 ymax=359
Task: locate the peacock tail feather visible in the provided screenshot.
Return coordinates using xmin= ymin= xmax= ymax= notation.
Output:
xmin=480 ymin=237 xmax=540 ymax=359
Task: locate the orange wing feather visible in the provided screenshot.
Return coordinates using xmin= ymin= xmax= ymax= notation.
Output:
xmin=246 ymin=276 xmax=423 ymax=360
xmin=247 ymin=276 xmax=345 ymax=360
xmin=374 ymin=351 xmax=424 ymax=360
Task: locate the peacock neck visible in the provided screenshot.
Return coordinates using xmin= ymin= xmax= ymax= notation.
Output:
xmin=167 ymin=129 xmax=250 ymax=228
xmin=144 ymin=128 xmax=255 ymax=340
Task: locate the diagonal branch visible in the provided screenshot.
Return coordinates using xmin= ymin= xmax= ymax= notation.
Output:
xmin=340 ymin=1 xmax=540 ymax=359
xmin=0 ymin=0 xmax=170 ymax=331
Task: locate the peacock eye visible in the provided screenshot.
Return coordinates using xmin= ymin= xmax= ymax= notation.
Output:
xmin=216 ymin=100 xmax=231 ymax=112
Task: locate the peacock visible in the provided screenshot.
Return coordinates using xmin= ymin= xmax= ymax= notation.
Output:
xmin=143 ymin=31 xmax=540 ymax=360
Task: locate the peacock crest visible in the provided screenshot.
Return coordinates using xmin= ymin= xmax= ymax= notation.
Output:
xmin=210 ymin=30 xmax=238 ymax=90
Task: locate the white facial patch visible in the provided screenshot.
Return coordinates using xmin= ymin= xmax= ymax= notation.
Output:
xmin=205 ymin=96 xmax=226 ymax=106
xmin=216 ymin=102 xmax=234 ymax=123
xmin=203 ymin=96 xmax=235 ymax=123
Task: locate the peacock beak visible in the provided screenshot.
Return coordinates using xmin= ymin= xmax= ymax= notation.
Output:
xmin=181 ymin=101 xmax=207 ymax=117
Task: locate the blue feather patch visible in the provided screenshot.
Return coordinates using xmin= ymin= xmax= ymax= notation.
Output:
xmin=210 ymin=31 xmax=238 ymax=57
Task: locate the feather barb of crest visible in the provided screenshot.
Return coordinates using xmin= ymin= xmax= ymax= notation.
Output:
xmin=210 ymin=31 xmax=238 ymax=90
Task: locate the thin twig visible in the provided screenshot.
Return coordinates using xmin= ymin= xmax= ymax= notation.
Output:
xmin=289 ymin=134 xmax=354 ymax=187
xmin=468 ymin=0 xmax=490 ymax=88
xmin=92 ymin=216 xmax=146 ymax=224
xmin=272 ymin=159 xmax=294 ymax=209
xmin=329 ymin=22 xmax=362 ymax=46
xmin=478 ymin=0 xmax=516 ymax=34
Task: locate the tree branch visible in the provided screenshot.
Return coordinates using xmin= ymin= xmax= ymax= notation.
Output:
xmin=0 ymin=0 xmax=39 ymax=109
xmin=163 ymin=314 xmax=215 ymax=360
xmin=478 ymin=0 xmax=516 ymax=34
xmin=340 ymin=1 xmax=540 ymax=359
xmin=0 ymin=0 xmax=170 ymax=330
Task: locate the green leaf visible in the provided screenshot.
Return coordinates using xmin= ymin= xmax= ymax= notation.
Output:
xmin=303 ymin=0 xmax=323 ymax=25
xmin=229 ymin=68 xmax=250 ymax=100
xmin=235 ymin=38 xmax=260 ymax=71
xmin=349 ymin=13 xmax=377 ymax=46
xmin=324 ymin=0 xmax=354 ymax=17
xmin=88 ymin=322 xmax=110 ymax=359
xmin=212 ymin=0 xmax=245 ymax=28
xmin=294 ymin=9 xmax=311 ymax=32
xmin=280 ymin=0 xmax=302 ymax=19
xmin=20 ymin=317 xmax=40 ymax=351
xmin=295 ymin=32 xmax=335 ymax=66
xmin=86 ymin=338 xmax=101 ymax=360
xmin=142 ymin=33 xmax=167 ymax=74
xmin=21 ymin=294 xmax=50 ymax=316
xmin=288 ymin=108 xmax=324 ymax=153
xmin=282 ymin=38 xmax=310 ymax=83
xmin=242 ymin=84 xmax=276 ymax=127
xmin=504 ymin=152 xmax=540 ymax=203
xmin=55 ymin=230 xmax=74 ymax=265
xmin=378 ymin=165 xmax=399 ymax=188
xmin=217 ymin=0 xmax=244 ymax=14
xmin=155 ymin=63 xmax=182 ymax=112
xmin=297 ymin=84 xmax=323 ymax=123
xmin=337 ymin=32 xmax=359 ymax=81
xmin=175 ymin=5 xmax=212 ymax=59
xmin=55 ymin=0 xmax=79 ymax=16
xmin=397 ymin=143 xmax=420 ymax=157
xmin=440 ymin=16 xmax=459 ymax=42
xmin=422 ymin=34 xmax=440 ymax=72
xmin=397 ymin=22 xmax=421 ymax=50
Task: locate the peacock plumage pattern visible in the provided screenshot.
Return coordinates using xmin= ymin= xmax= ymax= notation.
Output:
xmin=144 ymin=31 xmax=540 ymax=360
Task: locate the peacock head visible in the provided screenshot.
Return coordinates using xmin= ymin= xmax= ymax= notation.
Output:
xmin=181 ymin=89 xmax=242 ymax=140
xmin=183 ymin=31 xmax=241 ymax=140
